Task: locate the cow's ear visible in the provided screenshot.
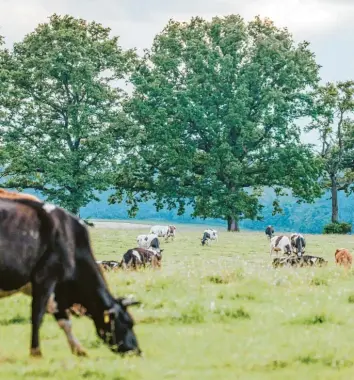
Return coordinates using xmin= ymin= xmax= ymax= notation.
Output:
xmin=160 ymin=249 xmax=164 ymax=253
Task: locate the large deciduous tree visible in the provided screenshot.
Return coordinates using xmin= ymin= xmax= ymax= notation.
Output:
xmin=308 ymin=81 xmax=354 ymax=223
xmin=0 ymin=14 xmax=135 ymax=214
xmin=114 ymin=16 xmax=322 ymax=230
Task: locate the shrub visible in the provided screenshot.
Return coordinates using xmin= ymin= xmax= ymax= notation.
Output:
xmin=323 ymin=222 xmax=352 ymax=235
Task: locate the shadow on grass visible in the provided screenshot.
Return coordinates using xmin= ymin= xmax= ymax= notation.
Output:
xmin=0 ymin=315 xmax=29 ymax=326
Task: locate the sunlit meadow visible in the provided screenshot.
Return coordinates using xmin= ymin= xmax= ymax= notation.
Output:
xmin=0 ymin=225 xmax=353 ymax=379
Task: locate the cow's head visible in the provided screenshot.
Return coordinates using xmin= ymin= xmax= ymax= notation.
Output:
xmin=97 ymin=298 xmax=141 ymax=356
xmin=168 ymin=225 xmax=176 ymax=235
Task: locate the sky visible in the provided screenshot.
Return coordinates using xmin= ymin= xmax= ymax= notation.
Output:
xmin=1 ymin=0 xmax=353 ymax=144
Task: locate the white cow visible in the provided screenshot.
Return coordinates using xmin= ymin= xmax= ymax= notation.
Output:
xmin=136 ymin=233 xmax=162 ymax=253
xmin=270 ymin=235 xmax=292 ymax=257
xmin=201 ymin=229 xmax=218 ymax=246
xmin=150 ymin=225 xmax=176 ymax=241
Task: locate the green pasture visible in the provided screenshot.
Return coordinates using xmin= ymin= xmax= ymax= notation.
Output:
xmin=0 ymin=227 xmax=354 ymax=379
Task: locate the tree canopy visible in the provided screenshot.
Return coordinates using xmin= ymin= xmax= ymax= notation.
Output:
xmin=0 ymin=14 xmax=135 ymax=213
xmin=114 ymin=15 xmax=323 ymax=230
xmin=308 ymin=81 xmax=354 ymax=223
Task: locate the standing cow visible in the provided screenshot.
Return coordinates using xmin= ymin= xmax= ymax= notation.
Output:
xmin=290 ymin=233 xmax=306 ymax=257
xmin=150 ymin=225 xmax=176 ymax=241
xmin=137 ymin=234 xmax=162 ymax=253
xmin=201 ymin=229 xmax=218 ymax=246
xmin=270 ymin=235 xmax=292 ymax=257
xmin=265 ymin=225 xmax=274 ymax=239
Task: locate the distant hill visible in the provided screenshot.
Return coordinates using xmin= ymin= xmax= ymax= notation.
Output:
xmin=22 ymin=188 xmax=354 ymax=234
xmin=78 ymin=189 xmax=353 ymax=234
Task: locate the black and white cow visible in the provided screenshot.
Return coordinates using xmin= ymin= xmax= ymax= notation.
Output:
xmin=0 ymin=198 xmax=141 ymax=357
xmin=201 ymin=229 xmax=218 ymax=246
xmin=270 ymin=235 xmax=292 ymax=257
xmin=290 ymin=233 xmax=306 ymax=256
xmin=265 ymin=225 xmax=274 ymax=239
xmin=96 ymin=260 xmax=121 ymax=271
xmin=136 ymin=234 xmax=162 ymax=253
xmin=150 ymin=225 xmax=176 ymax=241
xmin=120 ymin=248 xmax=162 ymax=270
xmin=273 ymin=255 xmax=328 ymax=268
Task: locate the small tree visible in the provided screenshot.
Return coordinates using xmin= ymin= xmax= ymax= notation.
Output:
xmin=308 ymin=81 xmax=354 ymax=223
xmin=114 ymin=16 xmax=322 ymax=230
xmin=0 ymin=15 xmax=135 ymax=214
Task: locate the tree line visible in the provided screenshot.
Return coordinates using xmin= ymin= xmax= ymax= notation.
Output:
xmin=1 ymin=14 xmax=354 ymax=231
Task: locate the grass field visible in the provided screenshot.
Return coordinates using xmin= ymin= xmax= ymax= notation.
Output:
xmin=0 ymin=227 xmax=354 ymax=379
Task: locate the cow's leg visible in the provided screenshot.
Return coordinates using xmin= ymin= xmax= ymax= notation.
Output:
xmin=30 ymin=279 xmax=56 ymax=357
xmin=54 ymin=309 xmax=87 ymax=357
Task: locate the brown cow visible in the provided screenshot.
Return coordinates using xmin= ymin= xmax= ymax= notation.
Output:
xmin=335 ymin=248 xmax=352 ymax=269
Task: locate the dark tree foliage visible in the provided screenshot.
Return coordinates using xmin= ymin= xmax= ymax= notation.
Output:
xmin=113 ymin=16 xmax=322 ymax=230
xmin=0 ymin=15 xmax=135 ymax=214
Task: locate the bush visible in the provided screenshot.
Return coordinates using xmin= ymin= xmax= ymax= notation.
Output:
xmin=323 ymin=222 xmax=352 ymax=234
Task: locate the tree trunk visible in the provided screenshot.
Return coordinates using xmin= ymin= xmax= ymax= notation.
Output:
xmin=331 ymin=175 xmax=339 ymax=223
xmin=227 ymin=217 xmax=240 ymax=232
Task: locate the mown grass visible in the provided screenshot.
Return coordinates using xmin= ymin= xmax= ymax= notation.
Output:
xmin=0 ymin=227 xmax=354 ymax=379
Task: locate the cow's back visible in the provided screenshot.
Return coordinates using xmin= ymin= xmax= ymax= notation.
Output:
xmin=0 ymin=200 xmax=49 ymax=290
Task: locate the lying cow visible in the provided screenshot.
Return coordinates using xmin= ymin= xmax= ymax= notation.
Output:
xmin=265 ymin=225 xmax=274 ymax=239
xmin=137 ymin=233 xmax=162 ymax=253
xmin=150 ymin=225 xmax=176 ymax=241
xmin=290 ymin=233 xmax=306 ymax=256
xmin=270 ymin=235 xmax=292 ymax=257
xmin=97 ymin=260 xmax=121 ymax=271
xmin=0 ymin=196 xmax=141 ymax=357
xmin=201 ymin=229 xmax=218 ymax=246
xmin=120 ymin=248 xmax=162 ymax=270
xmin=273 ymin=255 xmax=328 ymax=268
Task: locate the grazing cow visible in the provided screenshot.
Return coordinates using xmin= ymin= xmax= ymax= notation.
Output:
xmin=120 ymin=248 xmax=162 ymax=270
xmin=270 ymin=235 xmax=292 ymax=257
xmin=97 ymin=260 xmax=121 ymax=271
xmin=201 ymin=229 xmax=218 ymax=246
xmin=137 ymin=234 xmax=162 ymax=253
xmin=273 ymin=255 xmax=328 ymax=268
xmin=265 ymin=225 xmax=274 ymax=239
xmin=0 ymin=197 xmax=142 ymax=357
xmin=335 ymin=248 xmax=352 ymax=269
xmin=41 ymin=204 xmax=142 ymax=357
xmin=150 ymin=225 xmax=176 ymax=241
xmin=290 ymin=233 xmax=306 ymax=256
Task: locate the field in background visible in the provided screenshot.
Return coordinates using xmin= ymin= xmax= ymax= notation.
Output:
xmin=0 ymin=227 xmax=354 ymax=379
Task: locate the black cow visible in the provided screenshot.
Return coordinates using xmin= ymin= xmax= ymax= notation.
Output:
xmin=265 ymin=225 xmax=274 ymax=239
xmin=0 ymin=199 xmax=141 ymax=357
xmin=41 ymin=204 xmax=142 ymax=357
xmin=120 ymin=248 xmax=163 ymax=270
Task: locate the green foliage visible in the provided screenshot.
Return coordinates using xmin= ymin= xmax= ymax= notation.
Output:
xmin=0 ymin=14 xmax=136 ymax=213
xmin=308 ymin=81 xmax=354 ymax=223
xmin=115 ymin=15 xmax=322 ymax=228
xmin=323 ymin=221 xmax=352 ymax=234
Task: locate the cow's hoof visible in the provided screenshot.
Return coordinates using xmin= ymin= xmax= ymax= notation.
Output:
xmin=30 ymin=348 xmax=42 ymax=357
xmin=73 ymin=347 xmax=88 ymax=357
